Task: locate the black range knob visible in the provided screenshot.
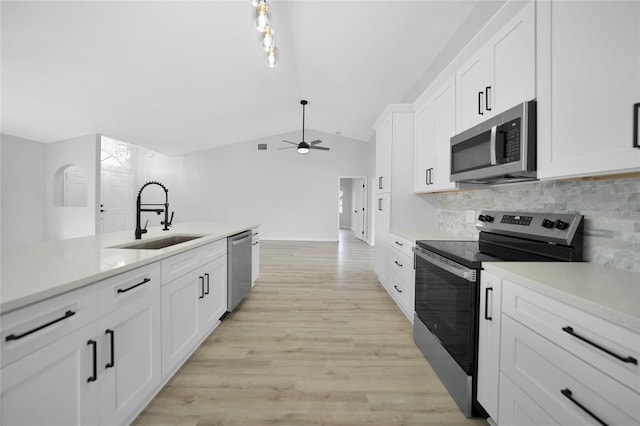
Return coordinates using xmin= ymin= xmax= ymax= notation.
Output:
xmin=555 ymin=220 xmax=569 ymax=230
xmin=541 ymin=219 xmax=555 ymax=229
xmin=478 ymin=214 xmax=494 ymax=223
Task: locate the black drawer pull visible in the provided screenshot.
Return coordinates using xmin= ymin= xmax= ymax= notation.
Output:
xmin=5 ymin=310 xmax=76 ymax=341
xmin=393 ymin=285 xmax=403 ymax=293
xmin=561 ymin=388 xmax=608 ymax=426
xmin=105 ymin=329 xmax=115 ymax=369
xmin=204 ymin=273 xmax=210 ymax=295
xmin=394 ymin=260 xmax=403 ymax=267
xmin=87 ymin=339 xmax=97 ymax=383
xmin=395 ymin=241 xmax=404 ymax=247
xmin=562 ymin=326 xmax=638 ymax=365
xmin=117 ymin=277 xmax=151 ymax=294
xmin=634 ymin=103 xmax=639 ymax=148
xmin=484 ymin=287 xmax=493 ymax=321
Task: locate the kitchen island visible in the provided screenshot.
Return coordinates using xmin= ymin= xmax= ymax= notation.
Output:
xmin=0 ymin=222 xmax=257 ymax=426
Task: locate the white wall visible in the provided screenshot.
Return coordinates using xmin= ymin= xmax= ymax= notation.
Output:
xmin=178 ymin=130 xmax=371 ymax=241
xmin=46 ymin=134 xmax=100 ymax=241
xmin=0 ymin=134 xmax=47 ymax=248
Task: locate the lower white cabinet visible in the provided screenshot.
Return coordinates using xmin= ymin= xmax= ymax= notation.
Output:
xmin=251 ymin=229 xmax=260 ymax=285
xmin=386 ymin=233 xmax=415 ymax=321
xmin=161 ymin=254 xmax=227 ymax=377
xmin=477 ymin=269 xmax=640 ymax=426
xmin=0 ymin=262 xmax=162 ymax=426
xmin=0 ymin=322 xmax=100 ymax=426
xmin=476 ymin=271 xmax=503 ymax=423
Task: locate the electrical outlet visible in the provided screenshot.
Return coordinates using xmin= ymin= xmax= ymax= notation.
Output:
xmin=466 ymin=210 xmax=476 ymax=223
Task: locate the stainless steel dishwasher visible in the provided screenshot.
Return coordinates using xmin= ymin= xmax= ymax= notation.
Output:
xmin=226 ymin=230 xmax=253 ymax=314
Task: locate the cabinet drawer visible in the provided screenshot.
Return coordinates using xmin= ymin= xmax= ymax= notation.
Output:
xmin=0 ymin=285 xmax=98 ymax=368
xmin=387 ymin=268 xmax=414 ymax=319
xmin=389 ymin=234 xmax=413 ymax=258
xmin=97 ymin=262 xmax=160 ymax=317
xmin=502 ymin=281 xmax=640 ymax=391
xmin=388 ymin=248 xmax=413 ymax=281
xmin=200 ymin=239 xmax=227 ymax=264
xmin=161 ymin=246 xmax=202 ymax=285
xmin=501 ymin=315 xmax=640 ymax=425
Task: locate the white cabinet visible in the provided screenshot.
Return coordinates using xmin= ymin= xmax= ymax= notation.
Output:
xmin=414 ymin=76 xmax=457 ymax=193
xmin=375 ymin=114 xmax=393 ymax=194
xmin=373 ymin=193 xmax=391 ymax=286
xmin=0 ymin=262 xmax=162 ymax=426
xmin=537 ymin=0 xmax=640 ymax=179
xmin=251 ymin=229 xmax=260 ymax=285
xmin=481 ymin=270 xmax=640 ymax=426
xmin=386 ymin=233 xmax=414 ymax=321
xmin=1 ymin=323 xmax=100 ymax=426
xmin=476 ymin=271 xmax=503 ymax=423
xmin=96 ymin=263 xmax=162 ymax=426
xmin=161 ymin=241 xmax=227 ymax=377
xmin=456 ymin=0 xmax=535 ymax=131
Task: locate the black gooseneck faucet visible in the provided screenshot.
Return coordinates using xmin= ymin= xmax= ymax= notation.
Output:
xmin=135 ymin=181 xmax=174 ymax=239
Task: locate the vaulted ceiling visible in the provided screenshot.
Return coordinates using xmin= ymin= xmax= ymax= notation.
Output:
xmin=1 ymin=1 xmax=502 ymax=156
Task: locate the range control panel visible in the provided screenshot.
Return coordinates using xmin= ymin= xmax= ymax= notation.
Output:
xmin=476 ymin=210 xmax=583 ymax=245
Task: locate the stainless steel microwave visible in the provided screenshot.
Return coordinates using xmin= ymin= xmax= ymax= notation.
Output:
xmin=450 ymin=100 xmax=536 ymax=185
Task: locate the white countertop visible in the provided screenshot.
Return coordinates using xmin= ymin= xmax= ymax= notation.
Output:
xmin=483 ymin=262 xmax=640 ymax=332
xmin=0 ymin=222 xmax=258 ymax=315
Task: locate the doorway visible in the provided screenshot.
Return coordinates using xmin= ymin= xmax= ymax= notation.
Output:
xmin=338 ymin=177 xmax=367 ymax=242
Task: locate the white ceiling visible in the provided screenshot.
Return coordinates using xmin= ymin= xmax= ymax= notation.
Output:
xmin=1 ymin=0 xmax=499 ymax=156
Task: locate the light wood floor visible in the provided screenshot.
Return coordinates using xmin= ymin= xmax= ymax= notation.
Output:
xmin=133 ymin=230 xmax=488 ymax=426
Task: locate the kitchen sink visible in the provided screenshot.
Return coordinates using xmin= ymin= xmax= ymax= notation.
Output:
xmin=111 ymin=234 xmax=205 ymax=250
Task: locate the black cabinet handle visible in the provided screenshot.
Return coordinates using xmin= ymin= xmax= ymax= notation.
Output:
xmin=117 ymin=277 xmax=151 ymax=294
xmin=378 ymin=176 xmax=383 ymax=190
xmin=484 ymin=287 xmax=493 ymax=321
xmin=393 ymin=285 xmax=402 ymax=293
xmin=562 ymin=326 xmax=637 ymax=365
xmin=485 ymin=86 xmax=492 ymax=111
xmin=478 ymin=91 xmax=484 ymax=115
xmin=378 ymin=198 xmax=383 ymax=211
xmin=87 ymin=339 xmax=97 ymax=383
xmin=199 ymin=276 xmax=205 ymax=299
xmin=105 ymin=329 xmax=115 ymax=369
xmin=633 ymin=103 xmax=639 ymax=148
xmin=394 ymin=260 xmax=403 ymax=268
xmin=394 ymin=241 xmax=404 ymax=247
xmin=204 ymin=273 xmax=210 ymax=295
xmin=5 ymin=310 xmax=76 ymax=341
xmin=561 ymin=388 xmax=608 ymax=426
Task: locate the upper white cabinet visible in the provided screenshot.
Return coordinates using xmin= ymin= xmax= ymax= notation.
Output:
xmin=375 ymin=115 xmax=393 ymax=194
xmin=414 ymin=76 xmax=457 ymax=193
xmin=537 ymin=0 xmax=640 ymax=179
xmin=456 ymin=0 xmax=535 ymax=132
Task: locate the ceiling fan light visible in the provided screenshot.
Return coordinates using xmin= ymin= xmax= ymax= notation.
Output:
xmin=253 ymin=1 xmax=270 ymax=32
xmin=297 ymin=142 xmax=310 ymax=154
xmin=265 ymin=46 xmax=279 ymax=68
xmin=260 ymin=26 xmax=275 ymax=52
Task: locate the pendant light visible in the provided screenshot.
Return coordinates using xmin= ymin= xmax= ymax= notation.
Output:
xmin=266 ymin=46 xmax=279 ymax=68
xmin=253 ymin=0 xmax=270 ymax=32
xmin=260 ymin=26 xmax=275 ymax=52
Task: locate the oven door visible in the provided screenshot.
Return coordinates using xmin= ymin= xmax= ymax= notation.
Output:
xmin=414 ymin=247 xmax=479 ymax=374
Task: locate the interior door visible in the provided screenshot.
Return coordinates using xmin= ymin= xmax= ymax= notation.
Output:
xmin=351 ymin=178 xmax=366 ymax=241
xmin=100 ymin=170 xmax=134 ymax=234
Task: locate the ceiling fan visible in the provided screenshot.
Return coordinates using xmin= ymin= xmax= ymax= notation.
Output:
xmin=279 ymin=100 xmax=330 ymax=154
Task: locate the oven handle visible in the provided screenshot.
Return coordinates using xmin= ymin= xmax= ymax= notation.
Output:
xmin=413 ymin=247 xmax=477 ymax=282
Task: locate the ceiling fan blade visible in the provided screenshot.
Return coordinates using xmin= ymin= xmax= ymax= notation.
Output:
xmin=278 ymin=146 xmax=297 ymax=150
xmin=309 ymin=139 xmax=323 ymax=145
xmin=282 ymin=140 xmax=298 ymax=146
xmin=309 ymin=146 xmax=330 ymax=151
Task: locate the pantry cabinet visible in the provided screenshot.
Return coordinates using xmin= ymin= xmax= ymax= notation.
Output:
xmin=537 ymin=0 xmax=640 ymax=179
xmin=375 ymin=115 xmax=393 ymax=194
xmin=456 ymin=0 xmax=535 ymax=132
xmin=373 ymin=192 xmax=391 ymax=286
xmin=414 ymin=77 xmax=457 ymax=193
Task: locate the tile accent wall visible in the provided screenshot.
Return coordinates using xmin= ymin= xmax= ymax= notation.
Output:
xmin=436 ymin=176 xmax=640 ymax=272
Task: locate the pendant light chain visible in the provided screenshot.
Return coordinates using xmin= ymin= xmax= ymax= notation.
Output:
xmin=249 ymin=0 xmax=279 ymax=68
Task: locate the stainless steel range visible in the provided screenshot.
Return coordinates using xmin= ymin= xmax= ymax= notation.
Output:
xmin=413 ymin=210 xmax=584 ymax=418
